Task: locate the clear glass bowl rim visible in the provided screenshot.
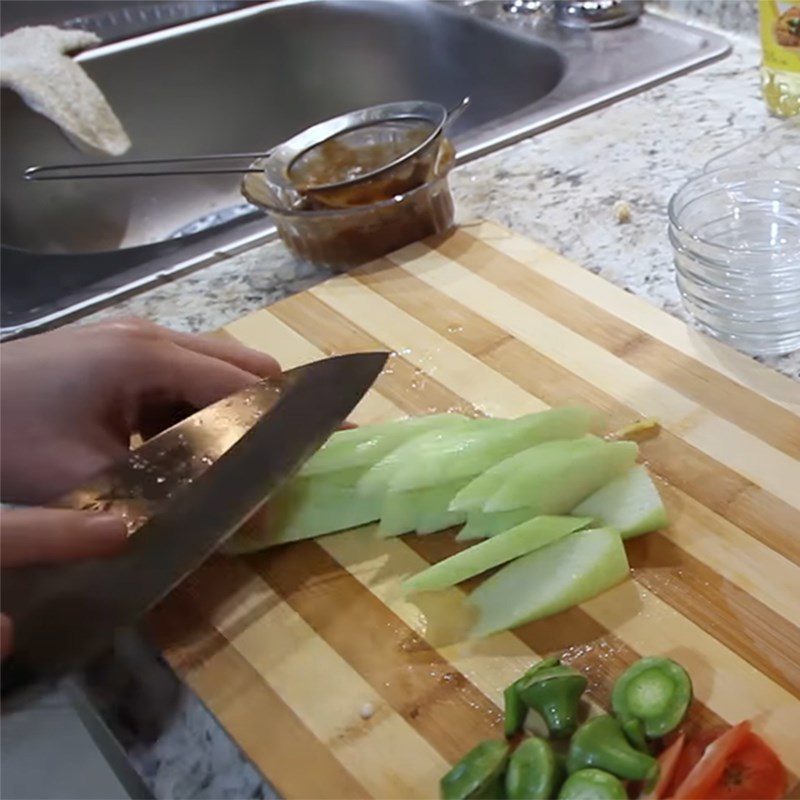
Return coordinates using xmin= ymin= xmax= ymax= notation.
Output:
xmin=243 ymin=161 xmax=454 ymax=220
xmin=667 ymin=164 xmax=800 ymax=257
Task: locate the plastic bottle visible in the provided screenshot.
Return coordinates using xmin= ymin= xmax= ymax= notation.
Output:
xmin=759 ymin=1 xmax=800 ymax=116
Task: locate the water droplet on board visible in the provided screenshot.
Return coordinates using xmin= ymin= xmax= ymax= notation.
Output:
xmin=446 ymin=324 xmax=463 ymax=334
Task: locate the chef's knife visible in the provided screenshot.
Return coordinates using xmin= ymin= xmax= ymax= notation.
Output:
xmin=1 ymin=351 xmax=388 ymax=695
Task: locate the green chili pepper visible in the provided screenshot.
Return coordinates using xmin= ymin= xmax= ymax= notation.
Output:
xmin=557 ymin=768 xmax=627 ymax=800
xmin=440 ymin=740 xmax=510 ymax=800
xmin=528 ymin=657 xmax=561 ymax=673
xmin=516 ymin=664 xmax=588 ymax=739
xmin=504 ymin=683 xmax=526 ymax=738
xmin=503 ymin=656 xmax=560 ymax=737
xmin=611 ymin=657 xmax=692 ymax=738
xmin=620 ymin=717 xmax=649 ymax=753
xmin=566 ymin=715 xmax=659 ymax=783
xmin=505 ymin=737 xmax=564 ymax=800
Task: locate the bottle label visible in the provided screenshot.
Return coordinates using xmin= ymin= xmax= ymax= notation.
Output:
xmin=760 ymin=1 xmax=800 ymax=73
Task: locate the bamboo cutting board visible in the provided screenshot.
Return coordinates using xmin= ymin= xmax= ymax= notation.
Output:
xmin=150 ymin=221 xmax=800 ymax=799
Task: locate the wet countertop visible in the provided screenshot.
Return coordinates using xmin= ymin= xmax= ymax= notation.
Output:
xmin=82 ymin=12 xmax=798 ymax=800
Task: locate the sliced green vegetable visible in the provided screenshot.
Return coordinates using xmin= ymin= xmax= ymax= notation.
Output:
xmin=358 ymin=418 xmax=494 ymax=498
xmin=416 ymin=505 xmax=470 ymax=535
xmin=517 ymin=663 xmax=588 ymax=739
xmin=524 ymin=657 xmax=561 ymax=674
xmin=502 ymin=657 xmax=560 ymax=737
xmin=378 ymin=479 xmax=466 ymax=538
xmin=224 ymin=466 xmax=380 ymax=553
xmin=300 ymin=414 xmax=467 ymax=476
xmin=572 ymin=465 xmax=667 ymax=539
xmin=402 ymin=516 xmax=592 ymax=594
xmin=389 ymin=406 xmax=599 ymax=492
xmin=485 ymin=439 xmax=638 ymax=513
xmin=611 ymin=656 xmax=692 ymax=738
xmin=620 ymin=716 xmax=649 ymax=753
xmin=506 ymin=737 xmax=564 ymax=800
xmin=456 ymin=507 xmax=538 ymax=542
xmin=440 ymin=740 xmax=510 ymax=800
xmin=566 ymin=715 xmax=659 ymax=782
xmin=450 ymin=437 xmax=637 ymax=514
xmin=503 ymin=683 xmax=527 ymax=738
xmin=468 ymin=529 xmax=629 ymax=639
xmin=557 ymin=768 xmax=627 ymax=800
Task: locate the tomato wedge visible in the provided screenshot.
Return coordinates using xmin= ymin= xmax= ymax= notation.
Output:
xmin=672 ymin=721 xmax=752 ymax=799
xmin=668 ymin=728 xmax=725 ymax=793
xmin=672 ymin=721 xmax=787 ymax=800
xmin=641 ymin=733 xmax=684 ymax=799
xmin=702 ymin=732 xmax=787 ymax=800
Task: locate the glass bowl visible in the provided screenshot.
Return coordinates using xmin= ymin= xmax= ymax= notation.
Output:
xmin=242 ymin=152 xmax=455 ymax=271
xmin=668 ymin=165 xmax=800 ymax=356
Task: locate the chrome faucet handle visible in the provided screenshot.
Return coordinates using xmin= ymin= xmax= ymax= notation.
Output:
xmin=502 ymin=0 xmax=551 ymax=13
xmin=478 ymin=0 xmax=643 ymax=28
xmin=554 ymin=0 xmax=644 ymax=29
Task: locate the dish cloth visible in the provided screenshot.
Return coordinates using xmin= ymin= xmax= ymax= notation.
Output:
xmin=0 ymin=26 xmax=131 ymax=156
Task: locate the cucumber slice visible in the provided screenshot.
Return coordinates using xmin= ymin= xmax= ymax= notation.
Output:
xmin=224 ymin=466 xmax=380 ymax=553
xmin=416 ymin=504 xmax=469 ymax=535
xmin=486 ymin=439 xmax=637 ymax=513
xmin=449 ymin=437 xmax=594 ymax=514
xmin=456 ymin=507 xmax=539 ymax=541
xmin=388 ymin=407 xmax=599 ymax=493
xmin=469 ymin=528 xmax=629 ymax=638
xmin=572 ymin=466 xmax=667 ymax=539
xmin=356 ymin=417 xmax=491 ymax=497
xmin=378 ymin=479 xmax=467 ymax=538
xmin=402 ymin=515 xmax=593 ymax=594
xmin=300 ymin=413 xmax=466 ymax=477
xmin=452 ymin=437 xmax=637 ymax=515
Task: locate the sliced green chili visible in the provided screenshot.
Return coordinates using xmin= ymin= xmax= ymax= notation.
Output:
xmin=440 ymin=740 xmax=509 ymax=800
xmin=505 ymin=737 xmax=563 ymax=800
xmin=620 ymin=717 xmax=649 ymax=753
xmin=611 ymin=656 xmax=692 ymax=738
xmin=557 ymin=768 xmax=628 ymax=800
xmin=516 ymin=664 xmax=588 ymax=739
xmin=503 ymin=656 xmax=560 ymax=738
xmin=566 ymin=715 xmax=659 ymax=783
xmin=504 ymin=683 xmax=526 ymax=738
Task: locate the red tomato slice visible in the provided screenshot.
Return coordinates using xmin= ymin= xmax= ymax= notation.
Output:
xmin=703 ymin=732 xmax=787 ymax=800
xmin=668 ymin=727 xmax=725 ymax=794
xmin=641 ymin=733 xmax=685 ymax=799
xmin=672 ymin=721 xmax=752 ymax=799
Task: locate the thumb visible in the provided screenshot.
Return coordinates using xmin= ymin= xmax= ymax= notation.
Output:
xmin=0 ymin=508 xmax=128 ymax=568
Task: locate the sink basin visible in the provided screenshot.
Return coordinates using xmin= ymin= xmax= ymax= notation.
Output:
xmin=0 ymin=0 xmax=729 ymax=337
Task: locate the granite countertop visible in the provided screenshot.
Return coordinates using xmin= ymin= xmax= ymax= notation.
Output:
xmin=81 ymin=11 xmax=798 ymax=800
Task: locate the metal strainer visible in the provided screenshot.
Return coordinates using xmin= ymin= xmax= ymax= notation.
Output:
xmin=23 ymin=98 xmax=469 ymax=201
xmin=271 ymin=99 xmax=467 ymax=206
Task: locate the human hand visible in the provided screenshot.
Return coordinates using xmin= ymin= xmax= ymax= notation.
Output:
xmin=0 ymin=318 xmax=281 ymax=504
xmin=0 ymin=507 xmax=128 ymax=659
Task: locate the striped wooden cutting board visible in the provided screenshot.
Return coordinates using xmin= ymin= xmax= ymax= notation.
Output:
xmin=150 ymin=221 xmax=800 ymax=799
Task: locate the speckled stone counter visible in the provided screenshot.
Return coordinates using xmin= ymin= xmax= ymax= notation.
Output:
xmin=82 ymin=12 xmax=798 ymax=800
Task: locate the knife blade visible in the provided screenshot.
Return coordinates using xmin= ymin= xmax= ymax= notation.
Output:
xmin=1 ymin=351 xmax=388 ymax=694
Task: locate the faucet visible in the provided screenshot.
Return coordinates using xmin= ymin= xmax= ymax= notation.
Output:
xmin=502 ymin=0 xmax=644 ymax=28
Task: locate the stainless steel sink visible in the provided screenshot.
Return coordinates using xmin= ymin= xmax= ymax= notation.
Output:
xmin=0 ymin=0 xmax=729 ymax=337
